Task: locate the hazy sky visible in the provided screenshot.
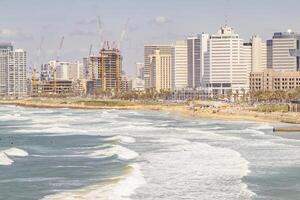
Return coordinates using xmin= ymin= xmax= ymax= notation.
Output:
xmin=0 ymin=0 xmax=300 ymax=75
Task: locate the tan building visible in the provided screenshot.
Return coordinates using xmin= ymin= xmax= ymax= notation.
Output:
xmin=251 ymin=35 xmax=267 ymax=72
xmin=250 ymin=69 xmax=300 ymax=91
xmin=149 ymin=49 xmax=172 ymax=92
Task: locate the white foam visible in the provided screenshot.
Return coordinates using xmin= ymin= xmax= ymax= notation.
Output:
xmin=0 ymin=114 xmax=27 ymax=121
xmin=41 ymin=163 xmax=146 ymax=200
xmin=0 ymin=152 xmax=13 ymax=166
xmin=15 ymin=127 xmax=84 ymax=134
xmin=104 ymin=136 xmax=136 ymax=144
xmin=0 ymin=148 xmax=28 ymax=166
xmin=4 ymin=148 xmax=28 ymax=157
xmin=89 ymin=145 xmax=138 ymax=160
xmin=135 ymin=139 xmax=255 ymax=200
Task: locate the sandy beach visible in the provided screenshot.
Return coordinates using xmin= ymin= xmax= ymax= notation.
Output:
xmin=1 ymin=98 xmax=300 ymax=124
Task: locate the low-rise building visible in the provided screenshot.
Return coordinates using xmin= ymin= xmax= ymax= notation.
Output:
xmin=250 ymin=69 xmax=300 ymax=91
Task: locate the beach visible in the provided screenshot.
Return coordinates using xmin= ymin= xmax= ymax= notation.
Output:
xmin=1 ymin=98 xmax=300 ymax=124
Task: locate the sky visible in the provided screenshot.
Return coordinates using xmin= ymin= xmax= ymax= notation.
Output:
xmin=0 ymin=0 xmax=300 ymax=76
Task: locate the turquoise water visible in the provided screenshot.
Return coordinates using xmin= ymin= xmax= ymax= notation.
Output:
xmin=0 ymin=105 xmax=300 ymax=199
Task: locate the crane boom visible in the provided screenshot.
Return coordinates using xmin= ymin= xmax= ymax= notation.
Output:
xmin=56 ymin=36 xmax=65 ymax=61
xmin=118 ymin=18 xmax=129 ymax=50
xmin=97 ymin=16 xmax=103 ymax=50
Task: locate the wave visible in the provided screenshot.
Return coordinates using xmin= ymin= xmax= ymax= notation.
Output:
xmin=88 ymin=145 xmax=138 ymax=160
xmin=41 ymin=163 xmax=146 ymax=200
xmin=103 ymin=136 xmax=136 ymax=144
xmin=15 ymin=127 xmax=85 ymax=134
xmin=136 ymin=139 xmax=255 ymax=199
xmin=0 ymin=148 xmax=28 ymax=166
xmin=0 ymin=114 xmax=28 ymax=121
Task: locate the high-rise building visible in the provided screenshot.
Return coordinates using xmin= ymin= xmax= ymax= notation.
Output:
xmin=171 ymin=41 xmax=188 ymax=90
xmin=271 ymin=31 xmax=300 ymax=71
xmin=187 ymin=36 xmax=200 ymax=88
xmin=144 ymin=45 xmax=172 ymax=89
xmin=135 ymin=62 xmax=144 ymax=80
xmin=83 ymin=55 xmax=100 ymax=80
xmin=187 ymin=34 xmax=209 ymax=88
xmin=149 ymin=49 xmax=172 ymax=92
xmin=0 ymin=43 xmax=27 ymax=97
xmin=98 ymin=47 xmax=122 ymax=92
xmin=203 ymin=25 xmax=249 ymax=94
xmin=251 ymin=35 xmax=267 ymax=72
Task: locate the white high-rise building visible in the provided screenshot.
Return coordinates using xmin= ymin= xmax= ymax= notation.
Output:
xmin=0 ymin=43 xmax=27 ymax=97
xmin=48 ymin=60 xmax=83 ymax=81
xmin=171 ymin=41 xmax=188 ymax=90
xmin=251 ymin=35 xmax=267 ymax=72
xmin=204 ymin=25 xmax=249 ymax=94
xmin=271 ymin=31 xmax=300 ymax=71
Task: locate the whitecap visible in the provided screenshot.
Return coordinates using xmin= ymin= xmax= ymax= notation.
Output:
xmin=104 ymin=136 xmax=136 ymax=144
xmin=41 ymin=163 xmax=146 ymax=200
xmin=89 ymin=145 xmax=138 ymax=160
xmin=0 ymin=148 xmax=29 ymax=166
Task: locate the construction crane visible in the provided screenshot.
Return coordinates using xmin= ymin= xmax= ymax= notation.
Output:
xmin=56 ymin=36 xmax=64 ymax=61
xmin=53 ymin=36 xmax=65 ymax=94
xmin=30 ymin=37 xmax=44 ymax=96
xmin=118 ymin=18 xmax=129 ymax=50
xmin=97 ymin=16 xmax=104 ymax=50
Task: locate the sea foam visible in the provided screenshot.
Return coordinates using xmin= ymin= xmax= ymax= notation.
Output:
xmin=0 ymin=148 xmax=28 ymax=166
xmin=41 ymin=163 xmax=146 ymax=200
xmin=89 ymin=145 xmax=138 ymax=160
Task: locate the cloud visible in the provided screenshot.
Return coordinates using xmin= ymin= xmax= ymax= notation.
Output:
xmin=149 ymin=16 xmax=172 ymax=25
xmin=69 ymin=30 xmax=97 ymax=37
xmin=0 ymin=28 xmax=33 ymax=40
xmin=76 ymin=18 xmax=97 ymax=25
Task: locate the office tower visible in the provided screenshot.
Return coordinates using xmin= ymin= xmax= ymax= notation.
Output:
xmin=271 ymin=31 xmax=300 ymax=71
xmin=204 ymin=25 xmax=248 ymax=94
xmin=0 ymin=43 xmax=13 ymax=96
xmin=187 ymin=36 xmax=200 ymax=88
xmin=0 ymin=43 xmax=27 ymax=97
xmin=69 ymin=61 xmax=83 ymax=80
xmin=171 ymin=41 xmax=188 ymax=90
xmin=187 ymin=34 xmax=209 ymax=88
xmin=251 ymin=35 xmax=267 ymax=72
xmin=149 ymin=49 xmax=172 ymax=92
xmin=144 ymin=45 xmax=172 ymax=89
xmin=243 ymin=42 xmax=252 ymax=75
xmin=135 ymin=62 xmax=144 ymax=79
xmin=267 ymin=40 xmax=273 ymax=69
xmin=55 ymin=61 xmax=69 ymax=80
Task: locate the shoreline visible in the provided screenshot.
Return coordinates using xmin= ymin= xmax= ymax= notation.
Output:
xmin=1 ymin=98 xmax=300 ymax=125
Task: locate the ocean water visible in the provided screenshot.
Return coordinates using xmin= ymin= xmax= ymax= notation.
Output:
xmin=1 ymin=105 xmax=300 ymax=200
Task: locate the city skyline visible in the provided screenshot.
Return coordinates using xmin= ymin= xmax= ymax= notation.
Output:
xmin=1 ymin=0 xmax=300 ymax=76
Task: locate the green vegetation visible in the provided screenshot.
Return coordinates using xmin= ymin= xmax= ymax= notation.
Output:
xmin=250 ymin=88 xmax=300 ymax=103
xmin=254 ymin=104 xmax=289 ymax=113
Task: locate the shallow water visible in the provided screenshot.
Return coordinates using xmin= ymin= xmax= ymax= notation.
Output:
xmin=0 ymin=105 xmax=300 ymax=200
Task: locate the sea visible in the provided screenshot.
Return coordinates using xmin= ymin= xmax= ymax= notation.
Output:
xmin=0 ymin=105 xmax=300 ymax=200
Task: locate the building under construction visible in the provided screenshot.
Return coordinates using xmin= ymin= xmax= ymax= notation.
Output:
xmin=84 ymin=44 xmax=122 ymax=94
